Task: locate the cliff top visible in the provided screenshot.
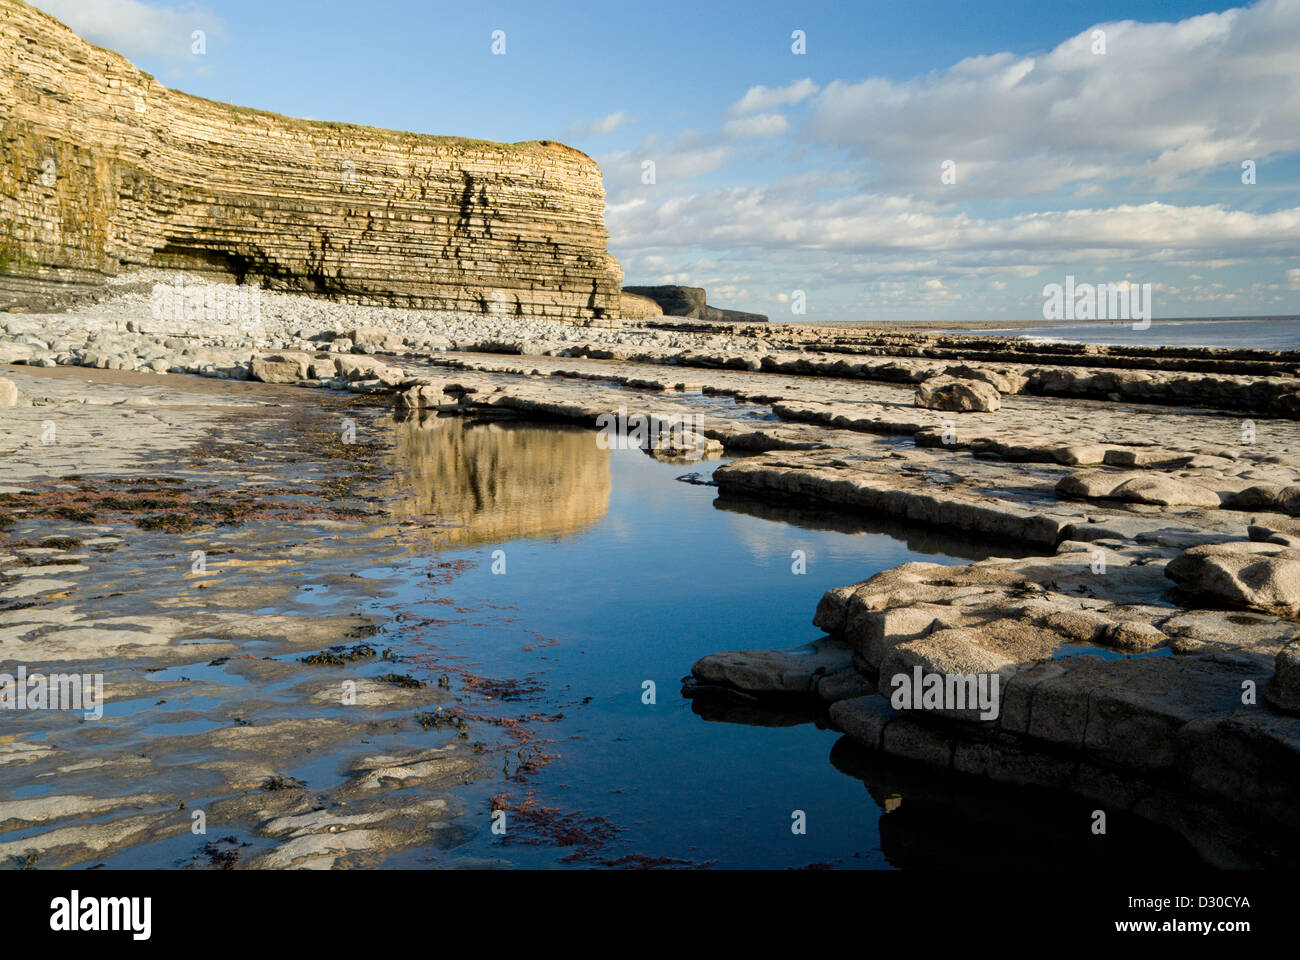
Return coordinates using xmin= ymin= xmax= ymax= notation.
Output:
xmin=5 ymin=0 xmax=595 ymax=164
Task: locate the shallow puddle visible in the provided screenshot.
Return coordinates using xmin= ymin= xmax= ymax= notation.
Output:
xmin=370 ymin=414 xmax=1203 ymax=868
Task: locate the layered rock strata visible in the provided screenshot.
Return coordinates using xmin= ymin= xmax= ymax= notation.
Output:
xmin=0 ymin=0 xmax=622 ymax=323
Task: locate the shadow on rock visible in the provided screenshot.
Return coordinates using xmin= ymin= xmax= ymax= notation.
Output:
xmin=827 ymin=735 xmax=1269 ymax=870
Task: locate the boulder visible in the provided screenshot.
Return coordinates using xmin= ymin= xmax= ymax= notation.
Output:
xmin=0 ymin=377 xmax=16 ymax=406
xmin=1055 ymin=443 xmax=1111 ymax=465
xmin=1111 ymin=474 xmax=1223 ymax=508
xmin=334 ymin=355 xmax=404 ymax=385
xmin=1248 ymin=517 xmax=1300 ymax=548
xmin=0 ymin=341 xmax=36 ymax=364
xmin=250 ymin=353 xmax=310 ymax=383
xmin=1055 ymin=470 xmax=1222 ymax=508
xmin=1268 ymin=391 xmax=1300 ymax=420
xmin=343 ymin=326 xmax=400 ymax=348
xmin=815 ymin=667 xmax=874 ymax=702
xmin=645 ymin=425 xmax=723 ymax=462
xmin=394 ymin=382 xmax=444 ymax=411
xmin=1276 ymin=486 xmax=1300 ymax=516
xmin=1102 ymin=447 xmax=1184 ymax=469
xmin=1265 ymin=641 xmax=1300 ymax=714
xmin=876 ymin=627 xmax=1016 ymax=723
xmin=941 ymin=364 xmax=1028 ymax=395
xmin=442 ymin=383 xmax=478 ymax=402
xmin=690 ymin=638 xmax=853 ymax=696
xmin=1165 ymin=541 xmax=1300 ymax=615
xmin=828 ymin=695 xmax=900 ymax=750
xmin=307 ymin=359 xmax=336 ymax=380
xmin=915 ymin=375 xmax=1001 ymax=412
xmin=1230 ymin=484 xmax=1286 ymax=510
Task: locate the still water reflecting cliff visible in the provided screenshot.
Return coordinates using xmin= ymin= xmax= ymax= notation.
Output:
xmin=391 ymin=413 xmax=611 ymax=545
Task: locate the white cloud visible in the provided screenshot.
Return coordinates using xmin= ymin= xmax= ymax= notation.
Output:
xmin=572 ymin=111 xmax=632 ymax=138
xmin=607 ymin=1 xmax=1300 ymax=322
xmin=728 ymin=78 xmax=820 ymax=116
xmin=599 ymin=142 xmax=734 ymax=195
xmin=804 ymin=0 xmax=1300 ymax=196
xmin=722 ymin=113 xmax=789 ymax=139
xmin=609 ymin=176 xmax=1300 ymax=276
xmin=33 ymin=0 xmax=224 ymax=63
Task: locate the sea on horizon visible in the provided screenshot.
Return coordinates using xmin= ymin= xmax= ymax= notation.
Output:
xmin=922 ymin=317 xmax=1300 ymax=350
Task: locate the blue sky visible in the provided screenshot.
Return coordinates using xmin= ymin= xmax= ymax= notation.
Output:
xmin=31 ymin=0 xmax=1300 ymax=323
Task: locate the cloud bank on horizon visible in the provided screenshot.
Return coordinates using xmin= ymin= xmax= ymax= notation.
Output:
xmin=599 ymin=0 xmax=1300 ymax=322
xmin=28 ymin=0 xmax=1300 ymax=324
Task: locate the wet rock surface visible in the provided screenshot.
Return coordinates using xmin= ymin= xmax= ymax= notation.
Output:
xmin=0 ymin=369 xmax=517 ymax=868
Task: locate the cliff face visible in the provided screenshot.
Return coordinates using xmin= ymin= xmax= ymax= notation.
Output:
xmin=0 ymin=0 xmax=622 ymax=324
xmin=622 ymin=285 xmax=767 ymax=324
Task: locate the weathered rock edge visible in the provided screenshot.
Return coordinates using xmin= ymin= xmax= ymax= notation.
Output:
xmin=689 ymin=543 xmax=1300 ymax=859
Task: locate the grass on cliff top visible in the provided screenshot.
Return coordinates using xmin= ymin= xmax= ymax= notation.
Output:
xmin=197 ymin=96 xmax=588 ymax=157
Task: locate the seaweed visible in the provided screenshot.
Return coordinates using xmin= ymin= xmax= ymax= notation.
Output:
xmin=300 ymin=643 xmax=376 ymax=666
xmin=261 ymin=775 xmax=305 ymax=792
xmin=376 ymin=672 xmax=424 ymax=689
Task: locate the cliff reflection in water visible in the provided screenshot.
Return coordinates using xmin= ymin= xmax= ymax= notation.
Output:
xmin=392 ymin=413 xmax=611 ymax=545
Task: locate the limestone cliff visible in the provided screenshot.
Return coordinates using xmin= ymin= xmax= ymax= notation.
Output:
xmin=622 ymin=284 xmax=767 ymax=323
xmin=0 ymin=0 xmax=622 ymax=324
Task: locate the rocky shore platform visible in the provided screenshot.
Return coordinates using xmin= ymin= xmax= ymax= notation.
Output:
xmin=4 ymin=270 xmax=1300 ymax=866
xmin=0 ymin=363 xmax=552 ymax=868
